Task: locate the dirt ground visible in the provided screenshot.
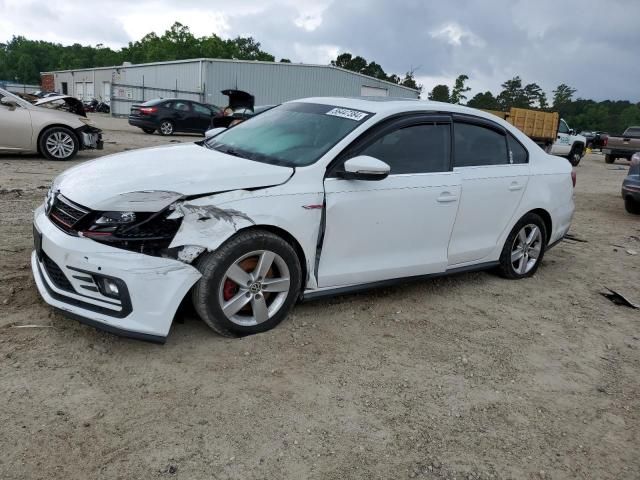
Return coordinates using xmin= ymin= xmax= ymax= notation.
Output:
xmin=1 ymin=115 xmax=638 ymax=480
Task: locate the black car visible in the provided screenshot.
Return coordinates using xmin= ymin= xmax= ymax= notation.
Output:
xmin=622 ymin=152 xmax=640 ymax=214
xmin=128 ymin=98 xmax=221 ymax=135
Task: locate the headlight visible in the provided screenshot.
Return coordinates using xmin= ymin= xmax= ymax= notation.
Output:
xmin=95 ymin=211 xmax=137 ymax=225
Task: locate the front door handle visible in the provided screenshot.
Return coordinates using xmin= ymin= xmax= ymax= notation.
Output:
xmin=509 ymin=182 xmax=524 ymax=191
xmin=437 ymin=192 xmax=458 ymax=203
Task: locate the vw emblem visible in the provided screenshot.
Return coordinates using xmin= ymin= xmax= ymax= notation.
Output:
xmin=249 ymin=282 xmax=262 ymax=294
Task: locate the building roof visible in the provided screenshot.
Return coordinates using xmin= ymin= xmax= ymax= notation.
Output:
xmin=41 ymin=58 xmax=419 ymax=93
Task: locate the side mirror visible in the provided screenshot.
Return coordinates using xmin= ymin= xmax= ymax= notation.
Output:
xmin=569 ymin=129 xmax=575 ymax=136
xmin=204 ymin=127 xmax=227 ymax=139
xmin=340 ymin=155 xmax=390 ymax=181
xmin=0 ymin=97 xmax=18 ymax=110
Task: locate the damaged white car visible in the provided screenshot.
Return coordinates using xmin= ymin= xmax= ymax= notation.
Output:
xmin=0 ymin=88 xmax=102 ymax=161
xmin=32 ymin=98 xmax=575 ymax=342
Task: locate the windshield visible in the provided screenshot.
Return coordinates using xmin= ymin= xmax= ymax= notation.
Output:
xmin=204 ymin=102 xmax=373 ymax=167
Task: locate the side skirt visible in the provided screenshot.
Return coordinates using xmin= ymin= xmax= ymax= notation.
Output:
xmin=301 ymin=261 xmax=499 ymax=302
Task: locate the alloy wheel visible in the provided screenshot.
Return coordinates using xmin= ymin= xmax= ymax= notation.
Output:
xmin=510 ymin=224 xmax=543 ymax=275
xmin=218 ymin=250 xmax=291 ymax=326
xmin=160 ymin=121 xmax=173 ymax=135
xmin=45 ymin=131 xmax=75 ymax=159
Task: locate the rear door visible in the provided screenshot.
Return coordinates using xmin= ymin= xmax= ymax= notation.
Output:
xmin=318 ymin=115 xmax=461 ymax=287
xmin=447 ymin=117 xmax=530 ymax=266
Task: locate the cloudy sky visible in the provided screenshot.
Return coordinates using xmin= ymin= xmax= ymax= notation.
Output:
xmin=2 ymin=0 xmax=639 ymax=101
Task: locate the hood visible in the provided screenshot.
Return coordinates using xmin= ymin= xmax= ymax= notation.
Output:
xmin=53 ymin=143 xmax=294 ymax=211
xmin=221 ymin=89 xmax=254 ymax=111
xmin=35 ymin=95 xmax=86 ymax=116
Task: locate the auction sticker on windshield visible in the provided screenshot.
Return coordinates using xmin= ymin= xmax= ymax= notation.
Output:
xmin=326 ymin=108 xmax=369 ymax=121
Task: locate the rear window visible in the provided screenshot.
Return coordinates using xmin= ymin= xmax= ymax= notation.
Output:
xmin=140 ymin=99 xmax=166 ymax=107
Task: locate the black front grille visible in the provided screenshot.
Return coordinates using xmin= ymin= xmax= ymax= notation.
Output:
xmin=117 ymin=218 xmax=182 ymax=240
xmin=49 ymin=195 xmax=89 ymax=233
xmin=41 ymin=253 xmax=74 ymax=293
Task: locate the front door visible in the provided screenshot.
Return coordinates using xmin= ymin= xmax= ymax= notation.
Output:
xmin=0 ymin=94 xmax=32 ymax=152
xmin=447 ymin=118 xmax=529 ymax=266
xmin=317 ymin=116 xmax=461 ymax=287
xmin=191 ymin=102 xmax=214 ymax=132
xmin=551 ymin=119 xmax=572 ymax=156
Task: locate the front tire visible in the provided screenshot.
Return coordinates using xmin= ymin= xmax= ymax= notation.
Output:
xmin=567 ymin=143 xmax=583 ymax=166
xmin=605 ymin=154 xmax=615 ymax=164
xmin=497 ymin=213 xmax=547 ymax=279
xmin=39 ymin=127 xmax=79 ymax=161
xmin=158 ymin=120 xmax=174 ymax=136
xmin=625 ymin=196 xmax=640 ymax=215
xmin=191 ymin=230 xmax=302 ymax=337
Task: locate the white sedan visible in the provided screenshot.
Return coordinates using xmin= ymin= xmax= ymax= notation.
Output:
xmin=32 ymin=98 xmax=575 ymax=342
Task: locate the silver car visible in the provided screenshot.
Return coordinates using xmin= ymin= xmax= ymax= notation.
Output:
xmin=0 ymin=88 xmax=103 ymax=161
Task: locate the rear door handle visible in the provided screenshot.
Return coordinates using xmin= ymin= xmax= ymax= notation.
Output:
xmin=437 ymin=192 xmax=458 ymax=203
xmin=509 ymin=182 xmax=523 ymax=191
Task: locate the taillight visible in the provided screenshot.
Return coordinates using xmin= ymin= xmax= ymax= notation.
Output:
xmin=603 ymin=137 xmax=608 ymax=147
xmin=139 ymin=107 xmax=158 ymax=114
xmin=571 ymin=170 xmax=577 ymax=188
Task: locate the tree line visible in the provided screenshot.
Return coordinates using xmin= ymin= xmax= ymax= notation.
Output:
xmin=0 ymin=22 xmax=421 ymax=92
xmin=427 ymin=75 xmax=640 ymax=134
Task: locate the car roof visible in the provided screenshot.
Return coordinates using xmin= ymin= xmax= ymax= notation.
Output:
xmin=292 ymin=96 xmax=503 ymax=120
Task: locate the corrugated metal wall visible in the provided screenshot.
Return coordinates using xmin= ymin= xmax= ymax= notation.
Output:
xmin=203 ymin=60 xmax=418 ymax=107
xmin=43 ymin=59 xmax=419 ymax=116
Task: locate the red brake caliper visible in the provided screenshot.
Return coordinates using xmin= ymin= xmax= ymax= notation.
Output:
xmin=223 ymin=279 xmax=238 ymax=301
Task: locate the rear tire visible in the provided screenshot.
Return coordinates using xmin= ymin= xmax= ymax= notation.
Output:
xmin=159 ymin=120 xmax=174 ymax=136
xmin=625 ymin=196 xmax=640 ymax=215
xmin=141 ymin=128 xmax=155 ymax=134
xmin=497 ymin=213 xmax=547 ymax=279
xmin=191 ymin=230 xmax=302 ymax=337
xmin=605 ymin=154 xmax=615 ymax=164
xmin=38 ymin=127 xmax=79 ymax=161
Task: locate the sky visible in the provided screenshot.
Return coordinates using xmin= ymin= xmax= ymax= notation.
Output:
xmin=1 ymin=0 xmax=639 ymax=101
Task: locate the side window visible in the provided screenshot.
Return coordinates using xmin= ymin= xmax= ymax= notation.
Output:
xmin=454 ymin=122 xmax=508 ymax=167
xmin=558 ymin=120 xmax=569 ymax=134
xmin=173 ymin=101 xmax=190 ymax=112
xmin=507 ymin=133 xmax=528 ymax=164
xmin=358 ymin=123 xmax=450 ymax=174
xmin=162 ymin=102 xmax=173 ymax=109
xmin=193 ymin=103 xmax=212 ymax=115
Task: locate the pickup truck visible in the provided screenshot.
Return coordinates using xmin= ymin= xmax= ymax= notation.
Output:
xmin=603 ymin=126 xmax=640 ymax=164
xmin=485 ymin=108 xmax=586 ymax=165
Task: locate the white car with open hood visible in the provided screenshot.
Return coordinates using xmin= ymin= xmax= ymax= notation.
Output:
xmin=32 ymin=97 xmax=575 ymax=342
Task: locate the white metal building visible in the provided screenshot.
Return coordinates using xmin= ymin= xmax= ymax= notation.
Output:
xmin=41 ymin=58 xmax=420 ymax=116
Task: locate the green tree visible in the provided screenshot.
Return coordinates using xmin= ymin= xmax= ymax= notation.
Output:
xmin=552 ymin=83 xmax=577 ymax=110
xmin=497 ymin=76 xmax=529 ymax=109
xmin=450 ymin=74 xmax=471 ymax=104
xmin=428 ymin=84 xmax=450 ymax=102
xmin=467 ymin=91 xmax=501 ymax=110
xmin=279 ymin=58 xmax=291 ymax=63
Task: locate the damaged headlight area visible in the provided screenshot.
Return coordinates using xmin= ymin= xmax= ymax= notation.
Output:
xmin=78 ymin=207 xmax=183 ymax=256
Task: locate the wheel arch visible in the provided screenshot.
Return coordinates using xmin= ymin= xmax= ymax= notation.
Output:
xmin=527 ymin=208 xmax=552 ymax=244
xmin=237 ymin=224 xmax=308 ymax=290
xmin=36 ymin=124 xmax=78 ymax=154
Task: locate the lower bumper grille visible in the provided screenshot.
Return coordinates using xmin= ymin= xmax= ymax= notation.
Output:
xmin=41 ymin=253 xmax=74 ymax=292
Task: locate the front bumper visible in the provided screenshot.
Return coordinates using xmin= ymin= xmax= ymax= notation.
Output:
xmin=76 ymin=125 xmax=103 ymax=150
xmin=32 ymin=205 xmax=202 ymax=341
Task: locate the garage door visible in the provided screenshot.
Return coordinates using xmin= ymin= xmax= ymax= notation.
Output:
xmin=361 ymin=85 xmax=388 ymax=97
xmin=85 ymin=82 xmax=94 ymax=100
